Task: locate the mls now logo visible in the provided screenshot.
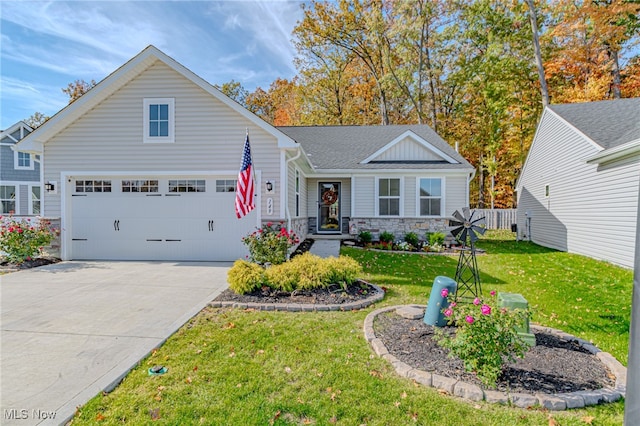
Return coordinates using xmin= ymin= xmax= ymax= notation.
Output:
xmin=4 ymin=408 xmax=57 ymax=420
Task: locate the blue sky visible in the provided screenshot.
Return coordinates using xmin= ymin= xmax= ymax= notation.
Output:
xmin=0 ymin=0 xmax=306 ymax=129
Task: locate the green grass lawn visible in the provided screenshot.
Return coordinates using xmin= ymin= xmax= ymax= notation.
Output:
xmin=72 ymin=231 xmax=633 ymax=425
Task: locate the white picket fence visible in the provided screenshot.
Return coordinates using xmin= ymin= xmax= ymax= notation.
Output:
xmin=473 ymin=209 xmax=517 ymax=230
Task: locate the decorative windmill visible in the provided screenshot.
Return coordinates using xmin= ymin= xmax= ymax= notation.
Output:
xmin=450 ymin=207 xmax=486 ymax=301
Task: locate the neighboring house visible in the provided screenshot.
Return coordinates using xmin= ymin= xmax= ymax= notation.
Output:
xmin=516 ymin=98 xmax=640 ymax=268
xmin=15 ymin=45 xmax=473 ymax=262
xmin=0 ymin=121 xmax=41 ymax=216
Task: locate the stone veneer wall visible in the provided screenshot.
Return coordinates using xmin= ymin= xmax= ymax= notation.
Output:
xmin=348 ymin=217 xmax=450 ymax=240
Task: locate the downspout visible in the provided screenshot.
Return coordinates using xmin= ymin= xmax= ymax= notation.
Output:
xmin=285 ymin=147 xmax=302 ymax=232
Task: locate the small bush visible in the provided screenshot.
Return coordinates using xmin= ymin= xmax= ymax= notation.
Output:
xmin=263 ymin=253 xmax=363 ymax=292
xmin=227 ymin=260 xmax=265 ymax=294
xmin=379 ymin=231 xmax=394 ymax=244
xmin=428 ymin=231 xmax=446 ymax=246
xmin=324 ymin=256 xmax=363 ymax=286
xmin=358 ymin=230 xmax=372 ymax=244
xmin=242 ymin=222 xmax=299 ymax=265
xmin=0 ymin=216 xmax=58 ymax=264
xmin=404 ymin=232 xmax=419 ymax=247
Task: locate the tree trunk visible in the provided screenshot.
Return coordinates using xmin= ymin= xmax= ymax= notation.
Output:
xmin=478 ymin=156 xmax=485 ymax=209
xmin=525 ymin=0 xmax=550 ymax=107
xmin=611 ymin=48 xmax=621 ymax=99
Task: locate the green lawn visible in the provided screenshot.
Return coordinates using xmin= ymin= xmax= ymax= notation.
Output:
xmin=72 ymin=231 xmax=633 ymax=425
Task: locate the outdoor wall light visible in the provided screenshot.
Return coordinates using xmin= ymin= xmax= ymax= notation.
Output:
xmin=45 ymin=182 xmax=55 ymax=192
xmin=265 ymin=180 xmax=274 ymax=193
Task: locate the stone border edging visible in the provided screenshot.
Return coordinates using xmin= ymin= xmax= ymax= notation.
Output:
xmin=363 ymin=305 xmax=627 ymax=411
xmin=209 ymin=282 xmax=385 ymax=312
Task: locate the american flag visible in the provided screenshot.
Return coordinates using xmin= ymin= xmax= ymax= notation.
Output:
xmin=235 ymin=133 xmax=255 ymax=218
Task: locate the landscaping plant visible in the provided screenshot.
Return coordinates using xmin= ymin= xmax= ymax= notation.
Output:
xmin=357 ymin=230 xmax=372 ymax=245
xmin=403 ymin=231 xmax=419 ymax=248
xmin=0 ymin=216 xmax=58 ymax=264
xmin=434 ymin=290 xmax=531 ymax=387
xmin=241 ymin=222 xmax=299 ymax=265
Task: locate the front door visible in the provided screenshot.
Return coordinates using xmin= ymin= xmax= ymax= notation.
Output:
xmin=318 ymin=182 xmax=341 ymax=233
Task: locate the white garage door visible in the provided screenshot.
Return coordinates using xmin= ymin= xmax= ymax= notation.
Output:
xmin=70 ymin=177 xmax=257 ymax=261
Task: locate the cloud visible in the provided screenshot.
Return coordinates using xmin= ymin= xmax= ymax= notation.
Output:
xmin=0 ymin=76 xmax=67 ymax=127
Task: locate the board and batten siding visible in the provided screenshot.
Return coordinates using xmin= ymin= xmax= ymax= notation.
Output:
xmin=373 ymin=137 xmax=445 ymax=162
xmin=42 ymin=61 xmax=282 ymax=219
xmin=517 ymin=110 xmax=639 ymax=268
xmin=287 ymin=158 xmax=308 ymax=219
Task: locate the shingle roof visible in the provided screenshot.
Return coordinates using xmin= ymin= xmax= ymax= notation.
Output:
xmin=277 ymin=124 xmax=473 ymax=171
xmin=549 ymin=98 xmax=640 ymax=149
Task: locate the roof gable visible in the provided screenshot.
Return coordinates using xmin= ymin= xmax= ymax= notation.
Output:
xmin=549 ymin=98 xmax=640 ymax=150
xmin=16 ymin=45 xmax=297 ymax=153
xmin=360 ymin=130 xmax=457 ymax=164
xmin=277 ymin=125 xmax=473 ymax=171
xmin=1 ymin=121 xmax=33 ymax=145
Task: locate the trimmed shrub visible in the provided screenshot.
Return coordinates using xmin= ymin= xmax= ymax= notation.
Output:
xmin=227 ymin=260 xmax=265 ymax=294
xmin=263 ymin=253 xmax=363 ymax=292
xmin=379 ymin=231 xmax=394 ymax=244
xmin=0 ymin=216 xmax=58 ymax=264
xmin=404 ymin=231 xmax=419 ymax=248
xmin=325 ymin=256 xmax=363 ymax=286
xmin=358 ymin=230 xmax=372 ymax=244
xmin=428 ymin=231 xmax=446 ymax=246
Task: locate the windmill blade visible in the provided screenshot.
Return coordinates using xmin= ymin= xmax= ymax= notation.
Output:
xmin=452 ymin=210 xmax=465 ymax=223
xmin=472 ymin=225 xmax=486 ymax=235
xmin=468 ymin=209 xmax=476 ymax=223
xmin=469 ymin=230 xmax=480 ymax=243
xmin=462 ymin=207 xmax=471 ymax=221
xmin=458 ymin=228 xmax=469 ymax=244
xmin=471 ymin=216 xmax=486 ymax=227
xmin=451 ymin=225 xmax=465 ymax=239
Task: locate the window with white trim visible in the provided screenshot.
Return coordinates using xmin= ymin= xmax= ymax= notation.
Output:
xmin=31 ymin=186 xmax=41 ymax=215
xmin=75 ymin=180 xmax=112 ymax=193
xmin=216 ymin=179 xmax=236 ymax=192
xmin=15 ymin=151 xmax=33 ymax=170
xmin=378 ymin=178 xmax=400 ymax=216
xmin=143 ymin=98 xmax=175 ymax=143
xmin=418 ymin=178 xmax=442 ymax=216
xmin=0 ymin=185 xmax=16 ymax=214
xmin=169 ymin=179 xmax=205 ymax=193
xmin=122 ymin=180 xmax=159 ymax=193
xmin=295 ymin=169 xmax=300 ymax=216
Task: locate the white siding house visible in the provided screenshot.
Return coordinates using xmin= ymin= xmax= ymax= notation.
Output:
xmin=516 ymin=98 xmax=640 ymax=268
xmin=16 ymin=46 xmax=474 ymax=262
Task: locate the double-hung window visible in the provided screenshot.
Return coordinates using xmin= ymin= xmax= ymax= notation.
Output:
xmin=378 ymin=178 xmax=400 ymax=216
xmin=143 ymin=98 xmax=174 ymax=143
xmin=31 ymin=186 xmax=41 ymax=215
xmin=0 ymin=185 xmax=16 ymax=214
xmin=15 ymin=151 xmax=33 ymax=170
xmin=419 ymin=178 xmax=442 ymax=216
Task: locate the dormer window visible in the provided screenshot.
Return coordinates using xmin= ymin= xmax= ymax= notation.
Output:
xmin=143 ymin=98 xmax=174 ymax=143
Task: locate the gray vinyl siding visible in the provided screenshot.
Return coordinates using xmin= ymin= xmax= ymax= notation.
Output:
xmin=42 ymin=61 xmax=282 ymax=219
xmin=517 ymin=110 xmax=639 ymax=268
xmin=353 ymin=176 xmax=375 ymax=216
xmin=0 ymin=144 xmax=40 ymax=182
xmin=287 ymin=158 xmax=308 ymax=219
xmin=444 ymin=175 xmax=468 ymax=217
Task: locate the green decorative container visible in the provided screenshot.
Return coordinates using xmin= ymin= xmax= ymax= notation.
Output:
xmin=497 ymin=292 xmax=536 ymax=347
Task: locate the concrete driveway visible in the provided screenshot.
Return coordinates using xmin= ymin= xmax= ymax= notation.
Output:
xmin=1 ymin=261 xmax=230 ymax=426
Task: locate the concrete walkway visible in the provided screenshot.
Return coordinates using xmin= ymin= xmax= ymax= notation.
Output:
xmin=308 ymin=239 xmax=341 ymax=258
xmin=1 ymin=261 xmax=231 ymax=426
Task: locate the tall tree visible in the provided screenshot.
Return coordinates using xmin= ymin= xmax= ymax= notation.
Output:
xmin=295 ymin=0 xmax=393 ymax=125
xmin=525 ymin=0 xmax=550 ymax=106
xmin=24 ymin=112 xmax=49 ymax=129
xmin=217 ymin=80 xmax=249 ymax=106
xmin=62 ymin=79 xmax=96 ymax=103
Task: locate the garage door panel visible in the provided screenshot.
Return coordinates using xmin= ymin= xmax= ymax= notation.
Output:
xmin=70 ymin=176 xmax=256 ymax=261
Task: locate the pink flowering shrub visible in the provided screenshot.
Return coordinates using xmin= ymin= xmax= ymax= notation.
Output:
xmin=242 ymin=222 xmax=299 ymax=265
xmin=434 ymin=291 xmax=531 ymax=387
xmin=0 ymin=216 xmax=59 ymax=264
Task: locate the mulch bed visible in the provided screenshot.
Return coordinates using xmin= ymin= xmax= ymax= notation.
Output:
xmin=214 ymin=280 xmax=376 ymax=305
xmin=374 ymin=312 xmax=615 ymax=395
xmin=0 ymin=256 xmax=61 ymax=272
